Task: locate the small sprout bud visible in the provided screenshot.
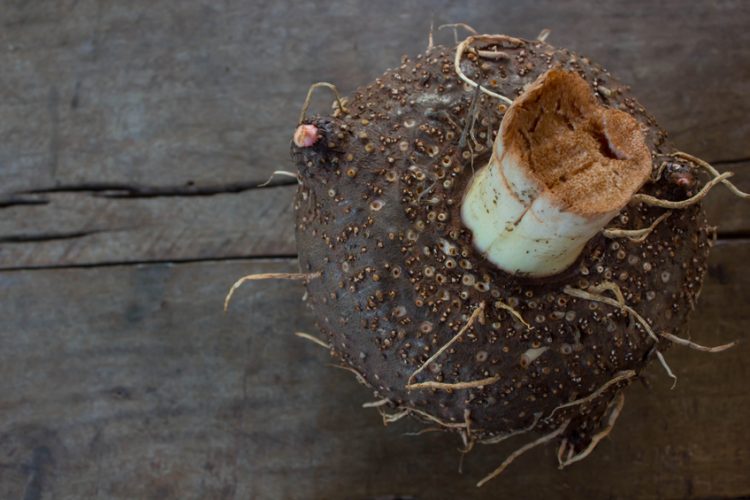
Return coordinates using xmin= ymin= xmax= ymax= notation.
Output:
xmin=293 ymin=124 xmax=320 ymax=148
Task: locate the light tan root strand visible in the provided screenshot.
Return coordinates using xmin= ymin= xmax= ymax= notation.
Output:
xmin=536 ymin=28 xmax=551 ymax=42
xmin=298 ymin=82 xmax=347 ymax=124
xmin=475 ymin=49 xmax=511 ymax=60
xmin=408 ymin=407 xmax=468 ymax=429
xmin=655 ymin=350 xmax=678 ymax=389
xmin=293 ymin=331 xmax=330 ymax=349
xmin=459 ymin=409 xmax=474 ymax=455
xmin=546 ymin=370 xmax=636 ymax=420
xmin=672 ymin=151 xmax=750 ymax=199
xmin=479 ymin=412 xmax=543 ymax=445
xmin=603 ymin=212 xmax=671 ymax=243
xmin=632 ymin=172 xmax=733 ymax=208
xmin=494 ymin=299 xmax=532 ymax=329
xmin=406 ymin=375 xmax=501 ymax=392
xmin=224 ymin=272 xmax=321 ymax=312
xmin=407 ymin=303 xmax=486 ymax=386
xmin=403 ymin=427 xmax=443 ymax=436
xmin=558 ymin=392 xmax=625 ymax=469
xmin=257 ymin=170 xmax=300 ymax=187
xmin=362 ymin=398 xmax=390 ymax=408
xmin=378 ymin=407 xmax=410 ymax=425
xmin=660 ymin=332 xmax=737 ymax=353
xmin=564 ymin=285 xmax=659 ymax=342
xmin=438 ymin=23 xmax=478 ymax=44
xmin=477 ymin=419 xmax=571 ymax=487
xmin=454 ymin=35 xmax=515 ymax=106
xmin=374 ymin=404 xmax=468 ymax=430
xmin=587 ymin=281 xmax=626 ymax=308
xmin=330 ymin=364 xmax=369 ymax=387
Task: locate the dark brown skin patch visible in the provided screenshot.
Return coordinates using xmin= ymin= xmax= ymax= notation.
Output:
xmin=291 ymin=37 xmax=710 ymax=457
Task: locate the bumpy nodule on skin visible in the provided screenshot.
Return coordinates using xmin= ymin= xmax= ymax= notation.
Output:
xmin=292 ymin=36 xmax=711 ymax=459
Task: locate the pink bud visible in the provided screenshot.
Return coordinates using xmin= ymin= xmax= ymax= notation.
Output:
xmin=293 ymin=124 xmax=320 ymax=148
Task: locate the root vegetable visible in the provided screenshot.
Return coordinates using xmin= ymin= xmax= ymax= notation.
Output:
xmin=229 ymin=29 xmax=747 ymax=486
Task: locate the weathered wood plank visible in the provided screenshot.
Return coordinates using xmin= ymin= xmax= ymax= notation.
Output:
xmin=704 ymin=159 xmax=749 ymax=235
xmin=0 ymin=184 xmax=296 ymax=269
xmin=1 ymin=0 xmax=747 ymax=196
xmin=1 ymin=160 xmax=744 ymax=269
xmin=1 ymin=241 xmax=748 ymax=499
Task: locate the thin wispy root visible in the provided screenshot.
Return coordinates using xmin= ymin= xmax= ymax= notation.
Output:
xmin=655 ymin=350 xmax=678 ymax=389
xmin=454 ymin=35 xmax=515 ymax=106
xmin=362 ymin=398 xmax=390 ymax=408
xmin=407 ymin=303 xmax=486 ymax=386
xmin=298 ymin=82 xmax=347 ymax=124
xmin=563 ymin=285 xmax=659 ymax=342
xmin=406 ymin=375 xmax=501 ymax=392
xmin=223 ymin=272 xmax=321 ymax=312
xmin=558 ymin=392 xmax=625 ymax=469
xmin=294 ymin=331 xmax=330 ymax=349
xmin=479 ymin=412 xmax=542 ymax=445
xmin=660 ymin=332 xmax=737 ymax=353
xmin=603 ymin=212 xmax=671 ymax=243
xmin=632 ymin=172 xmax=733 ymax=208
xmin=438 ymin=23 xmax=478 ymax=44
xmin=403 ymin=427 xmax=443 ymax=436
xmin=257 ymin=170 xmax=300 ymax=187
xmin=546 ymin=370 xmax=636 ymax=420
xmin=672 ymin=151 xmax=750 ymax=199
xmin=373 ymin=404 xmax=468 ymax=430
xmin=494 ymin=299 xmax=532 ymax=329
xmin=379 ymin=408 xmax=410 ymax=425
xmin=409 ymin=407 xmax=469 ymax=429
xmin=477 ymin=419 xmax=572 ymax=487
xmin=536 ymin=28 xmax=551 ymax=42
xmin=330 ymin=364 xmax=369 ymax=387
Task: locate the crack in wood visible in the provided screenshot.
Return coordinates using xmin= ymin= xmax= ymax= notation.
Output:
xmin=0 ymin=254 xmax=300 ymax=272
xmin=0 ymin=230 xmax=102 ymax=244
xmin=0 ymin=199 xmax=50 ymax=209
xmin=17 ymin=179 xmax=297 ymax=199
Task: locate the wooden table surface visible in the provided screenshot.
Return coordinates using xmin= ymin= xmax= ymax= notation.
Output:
xmin=1 ymin=1 xmax=748 ymax=499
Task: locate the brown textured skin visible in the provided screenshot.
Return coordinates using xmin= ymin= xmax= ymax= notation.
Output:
xmin=291 ymin=36 xmax=711 ymax=456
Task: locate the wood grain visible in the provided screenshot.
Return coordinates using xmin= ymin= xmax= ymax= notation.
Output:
xmin=0 ymin=184 xmax=296 ymax=270
xmin=1 ymin=0 xmax=748 ymax=268
xmin=1 ymin=1 xmax=748 ymax=498
xmin=0 ymin=167 xmax=746 ymax=269
xmin=0 ymin=241 xmax=748 ymax=499
xmin=0 ymin=1 xmax=746 ymax=196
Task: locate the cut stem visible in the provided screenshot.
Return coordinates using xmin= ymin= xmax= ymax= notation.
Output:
xmin=461 ymin=69 xmax=652 ymax=277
